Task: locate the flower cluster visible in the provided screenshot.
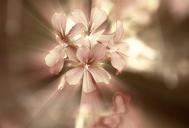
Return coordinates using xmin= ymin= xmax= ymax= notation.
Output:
xmin=45 ymin=7 xmax=128 ymax=93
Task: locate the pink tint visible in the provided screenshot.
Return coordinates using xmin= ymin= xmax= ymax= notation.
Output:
xmin=91 ymin=92 xmax=140 ymax=128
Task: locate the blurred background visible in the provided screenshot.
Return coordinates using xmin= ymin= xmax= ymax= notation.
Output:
xmin=0 ymin=0 xmax=189 ymax=127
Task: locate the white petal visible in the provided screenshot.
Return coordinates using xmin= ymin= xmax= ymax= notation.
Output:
xmin=111 ymin=52 xmax=127 ymax=72
xmin=65 ymin=17 xmax=75 ymax=35
xmin=85 ymin=34 xmax=98 ymax=47
xmin=45 ymin=45 xmax=65 ymax=67
xmin=97 ymin=34 xmax=113 ymax=45
xmin=89 ymin=30 xmax=113 ymax=46
xmin=114 ymin=21 xmax=124 ymax=42
xmin=91 ymin=7 xmax=107 ymax=31
xmin=71 ymin=9 xmax=88 ymax=29
xmin=74 ymin=36 xmax=90 ymax=47
xmin=65 ymin=67 xmax=83 ymax=85
xmin=89 ymin=67 xmax=111 ymax=84
xmin=45 ymin=52 xmax=60 ymax=67
xmin=53 ymin=45 xmax=66 ymax=55
xmin=49 ymin=59 xmax=64 ymax=74
xmin=82 ymin=69 xmax=96 ymax=93
xmin=51 ymin=12 xmax=66 ymax=34
xmin=68 ymin=23 xmax=85 ymax=41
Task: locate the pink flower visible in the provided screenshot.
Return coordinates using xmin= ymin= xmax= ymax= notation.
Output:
xmin=51 ymin=12 xmax=83 ymax=44
xmin=108 ymin=21 xmax=128 ymax=73
xmin=71 ymin=7 xmax=112 ymax=47
xmin=45 ymin=12 xmax=83 ymax=74
xmin=45 ymin=9 xmax=127 ymax=91
xmin=91 ymin=93 xmax=139 ymax=128
xmin=65 ymin=43 xmax=111 ymax=93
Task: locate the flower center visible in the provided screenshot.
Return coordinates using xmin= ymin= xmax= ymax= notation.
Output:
xmin=85 ymin=64 xmax=89 ymax=70
xmin=57 ymin=32 xmax=70 ymax=44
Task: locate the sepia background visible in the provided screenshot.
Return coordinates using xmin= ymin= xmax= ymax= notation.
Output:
xmin=0 ymin=0 xmax=189 ymax=127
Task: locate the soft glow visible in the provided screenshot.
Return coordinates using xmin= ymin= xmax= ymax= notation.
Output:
xmin=146 ymin=0 xmax=160 ymax=12
xmin=75 ymin=105 xmax=90 ymax=128
xmin=125 ymin=37 xmax=157 ymax=60
xmin=94 ymin=0 xmax=114 ymax=14
xmin=124 ymin=36 xmax=158 ymax=72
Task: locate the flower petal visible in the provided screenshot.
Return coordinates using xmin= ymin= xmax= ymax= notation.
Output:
xmin=53 ymin=45 xmax=66 ymax=55
xmin=89 ymin=30 xmax=113 ymax=46
xmin=45 ymin=45 xmax=65 ymax=67
xmin=111 ymin=52 xmax=127 ymax=73
xmin=68 ymin=23 xmax=85 ymax=41
xmin=76 ymin=46 xmax=90 ymax=63
xmin=51 ymin=12 xmax=66 ymax=34
xmin=82 ymin=69 xmax=96 ymax=93
xmin=89 ymin=67 xmax=111 ymax=84
xmin=114 ymin=21 xmax=124 ymax=42
xmin=45 ymin=52 xmax=60 ymax=67
xmin=115 ymin=42 xmax=128 ymax=56
xmin=91 ymin=7 xmax=107 ymax=32
xmin=71 ymin=9 xmax=88 ymax=29
xmin=65 ymin=67 xmax=83 ymax=85
xmin=65 ymin=17 xmax=75 ymax=35
xmin=66 ymin=46 xmax=78 ymax=62
xmin=49 ymin=59 xmax=64 ymax=74
xmin=97 ymin=34 xmax=113 ymax=45
xmin=90 ymin=43 xmax=107 ymax=62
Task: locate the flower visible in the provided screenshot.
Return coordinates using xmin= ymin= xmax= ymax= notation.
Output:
xmin=71 ymin=7 xmax=112 ymax=47
xmin=108 ymin=21 xmax=128 ymax=73
xmin=65 ymin=43 xmax=111 ymax=93
xmin=51 ymin=12 xmax=83 ymax=44
xmin=45 ymin=8 xmax=128 ymax=93
xmin=45 ymin=12 xmax=83 ymax=74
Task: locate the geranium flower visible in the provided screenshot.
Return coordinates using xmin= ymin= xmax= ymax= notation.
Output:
xmin=51 ymin=12 xmax=83 ymax=44
xmin=45 ymin=12 xmax=83 ymax=74
xmin=71 ymin=7 xmax=112 ymax=47
xmin=65 ymin=43 xmax=111 ymax=93
xmin=108 ymin=21 xmax=128 ymax=73
xmin=45 ymin=9 xmax=128 ymax=93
